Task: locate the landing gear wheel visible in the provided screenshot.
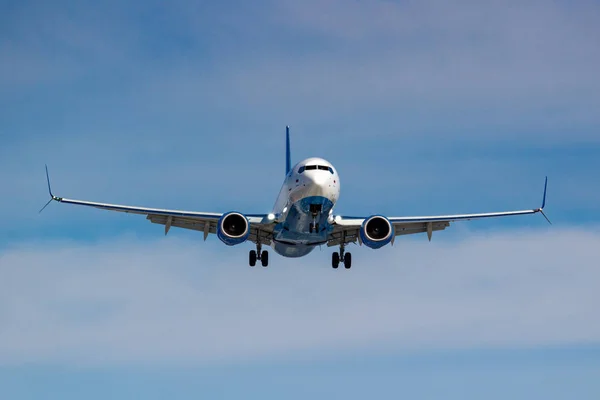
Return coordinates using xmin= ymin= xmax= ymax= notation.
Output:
xmin=261 ymin=250 xmax=269 ymax=267
xmin=332 ymin=252 xmax=340 ymax=269
xmin=309 ymin=223 xmax=314 ymax=233
xmin=344 ymin=252 xmax=352 ymax=269
xmin=315 ymin=223 xmax=320 ymax=232
xmin=249 ymin=250 xmax=257 ymax=267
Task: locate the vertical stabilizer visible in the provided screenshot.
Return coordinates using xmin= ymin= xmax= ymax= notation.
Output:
xmin=285 ymin=126 xmax=291 ymax=175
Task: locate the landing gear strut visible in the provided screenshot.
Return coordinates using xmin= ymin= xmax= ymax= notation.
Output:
xmin=309 ymin=222 xmax=320 ymax=233
xmin=332 ymin=244 xmax=352 ymax=269
xmin=249 ymin=243 xmax=269 ymax=267
xmin=309 ymin=204 xmax=322 ymax=234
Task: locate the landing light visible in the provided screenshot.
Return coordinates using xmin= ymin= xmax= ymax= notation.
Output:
xmin=267 ymin=213 xmax=276 ymax=221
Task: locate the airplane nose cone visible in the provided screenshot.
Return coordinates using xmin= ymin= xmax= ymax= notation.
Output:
xmin=302 ymin=171 xmax=334 ymax=198
xmin=307 ymin=171 xmax=328 ymax=186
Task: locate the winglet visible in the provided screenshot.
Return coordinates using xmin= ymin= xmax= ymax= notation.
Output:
xmin=541 ymin=176 xmax=548 ymax=209
xmin=537 ymin=176 xmax=551 ymax=225
xmin=45 ymin=164 xmax=54 ymax=198
xmin=39 ymin=165 xmax=61 ymax=213
xmin=285 ymin=126 xmax=291 ymax=176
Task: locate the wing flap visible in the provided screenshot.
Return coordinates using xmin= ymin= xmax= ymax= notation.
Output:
xmin=327 ymin=228 xmax=360 ymax=247
xmin=327 ymin=221 xmax=450 ymax=246
xmin=146 ymin=215 xmax=217 ymax=233
xmin=249 ymin=228 xmax=273 ymax=246
xmin=393 ymin=221 xmax=450 ymax=236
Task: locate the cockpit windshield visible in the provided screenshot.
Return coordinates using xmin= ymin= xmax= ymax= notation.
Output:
xmin=299 ymin=165 xmax=334 ymax=174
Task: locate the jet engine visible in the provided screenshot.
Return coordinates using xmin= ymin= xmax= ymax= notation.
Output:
xmin=359 ymin=215 xmax=394 ymax=249
xmin=217 ymin=212 xmax=250 ymax=246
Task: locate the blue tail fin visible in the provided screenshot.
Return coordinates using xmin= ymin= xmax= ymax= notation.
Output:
xmin=285 ymin=126 xmax=291 ymax=175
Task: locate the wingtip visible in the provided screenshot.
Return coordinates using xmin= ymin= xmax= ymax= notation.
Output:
xmin=38 ymin=198 xmax=53 ymax=214
xmin=541 ymin=176 xmax=548 ymax=209
xmin=536 ymin=176 xmax=551 ymax=225
xmin=540 ymin=209 xmax=552 ymax=225
xmin=45 ymin=164 xmax=53 ymax=198
xmin=44 ymin=164 xmax=61 ymax=201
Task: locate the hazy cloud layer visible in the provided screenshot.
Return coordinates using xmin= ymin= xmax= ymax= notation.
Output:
xmin=1 ymin=228 xmax=599 ymax=365
xmin=1 ymin=0 xmax=599 ymax=140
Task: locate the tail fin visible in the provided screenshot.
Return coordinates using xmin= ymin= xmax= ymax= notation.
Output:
xmin=285 ymin=126 xmax=291 ymax=175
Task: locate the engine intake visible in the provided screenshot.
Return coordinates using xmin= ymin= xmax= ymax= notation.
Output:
xmin=217 ymin=212 xmax=250 ymax=246
xmin=360 ymin=215 xmax=394 ymax=249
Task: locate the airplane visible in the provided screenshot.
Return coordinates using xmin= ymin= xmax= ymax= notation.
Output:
xmin=41 ymin=126 xmax=550 ymax=269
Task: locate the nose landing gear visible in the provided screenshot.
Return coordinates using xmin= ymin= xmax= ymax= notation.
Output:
xmin=332 ymin=244 xmax=352 ymax=269
xmin=249 ymin=243 xmax=269 ymax=267
xmin=309 ymin=204 xmax=322 ymax=234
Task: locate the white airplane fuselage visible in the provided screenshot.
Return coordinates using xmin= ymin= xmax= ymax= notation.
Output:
xmin=270 ymin=157 xmax=340 ymax=257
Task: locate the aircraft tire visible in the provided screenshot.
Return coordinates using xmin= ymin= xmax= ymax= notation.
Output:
xmin=344 ymin=252 xmax=352 ymax=269
xmin=249 ymin=250 xmax=257 ymax=267
xmin=261 ymin=250 xmax=269 ymax=267
xmin=332 ymin=252 xmax=340 ymax=269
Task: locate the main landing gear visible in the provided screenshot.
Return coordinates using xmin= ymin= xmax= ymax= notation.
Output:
xmin=332 ymin=244 xmax=352 ymax=269
xmin=249 ymin=243 xmax=269 ymax=267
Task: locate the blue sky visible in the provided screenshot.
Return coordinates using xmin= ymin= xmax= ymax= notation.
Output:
xmin=1 ymin=0 xmax=600 ymax=398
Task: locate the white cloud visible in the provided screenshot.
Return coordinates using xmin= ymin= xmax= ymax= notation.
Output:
xmin=1 ymin=228 xmax=599 ymax=365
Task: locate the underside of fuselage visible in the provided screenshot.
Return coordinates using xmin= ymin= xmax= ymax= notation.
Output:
xmin=272 ymin=195 xmax=334 ymax=257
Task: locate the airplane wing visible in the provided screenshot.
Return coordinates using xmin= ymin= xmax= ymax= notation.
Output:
xmin=328 ymin=178 xmax=550 ymax=247
xmin=41 ymin=166 xmax=270 ymax=242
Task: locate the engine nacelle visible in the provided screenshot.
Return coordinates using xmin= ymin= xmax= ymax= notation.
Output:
xmin=359 ymin=215 xmax=394 ymax=249
xmin=217 ymin=212 xmax=250 ymax=246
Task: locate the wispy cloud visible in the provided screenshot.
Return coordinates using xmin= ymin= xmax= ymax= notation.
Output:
xmin=1 ymin=228 xmax=598 ymax=365
xmin=2 ymin=1 xmax=598 ymax=140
